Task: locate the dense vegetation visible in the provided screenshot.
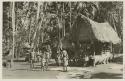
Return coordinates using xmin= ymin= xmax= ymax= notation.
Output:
xmin=3 ymin=2 xmax=123 ymax=58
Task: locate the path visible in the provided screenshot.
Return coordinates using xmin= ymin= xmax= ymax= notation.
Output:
xmin=3 ymin=62 xmax=123 ymax=79
xmin=55 ymin=63 xmax=123 ymax=79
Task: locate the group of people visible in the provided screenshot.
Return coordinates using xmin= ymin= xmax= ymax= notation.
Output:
xmin=29 ymin=44 xmax=69 ymax=72
xmin=29 ymin=45 xmax=52 ymax=71
xmin=55 ymin=49 xmax=69 ymax=72
xmin=3 ymin=42 xmax=113 ymax=71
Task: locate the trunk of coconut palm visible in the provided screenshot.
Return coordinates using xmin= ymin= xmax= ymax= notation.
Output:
xmin=15 ymin=9 xmax=18 ymax=60
xmin=63 ymin=3 xmax=65 ymax=37
xmin=32 ymin=2 xmax=41 ymax=51
xmin=56 ymin=9 xmax=60 ymax=46
xmin=38 ymin=3 xmax=44 ymax=51
xmin=29 ymin=18 xmax=32 ymax=45
xmin=8 ymin=4 xmax=11 ymax=50
xmin=11 ymin=2 xmax=15 ymax=68
xmin=69 ymin=2 xmax=72 ymax=30
xmin=60 ymin=4 xmax=63 ymax=38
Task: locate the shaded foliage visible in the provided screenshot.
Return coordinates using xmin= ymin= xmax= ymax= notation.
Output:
xmin=3 ymin=1 xmax=123 ymax=57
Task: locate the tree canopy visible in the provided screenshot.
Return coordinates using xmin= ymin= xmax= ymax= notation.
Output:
xmin=3 ymin=1 xmax=123 ymax=57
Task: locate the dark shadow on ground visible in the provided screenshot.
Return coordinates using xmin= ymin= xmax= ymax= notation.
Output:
xmin=70 ymin=72 xmax=123 ymax=79
xmin=71 ymin=71 xmax=92 ymax=79
xmin=46 ymin=63 xmax=57 ymax=66
xmin=91 ymin=72 xmax=123 ymax=79
xmin=15 ymin=69 xmax=28 ymax=71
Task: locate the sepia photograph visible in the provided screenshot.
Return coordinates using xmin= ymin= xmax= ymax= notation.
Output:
xmin=2 ymin=1 xmax=123 ymax=79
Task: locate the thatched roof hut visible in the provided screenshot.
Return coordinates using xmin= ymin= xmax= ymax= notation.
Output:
xmin=71 ymin=14 xmax=121 ymax=44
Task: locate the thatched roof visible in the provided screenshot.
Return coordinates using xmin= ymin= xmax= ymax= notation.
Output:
xmin=72 ymin=14 xmax=121 ymax=44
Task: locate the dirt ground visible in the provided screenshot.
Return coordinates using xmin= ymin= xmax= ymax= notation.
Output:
xmin=55 ymin=63 xmax=123 ymax=79
xmin=2 ymin=61 xmax=123 ymax=79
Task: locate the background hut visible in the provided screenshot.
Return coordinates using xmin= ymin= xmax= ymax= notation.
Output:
xmin=72 ymin=14 xmax=121 ymax=44
xmin=71 ymin=14 xmax=121 ymax=56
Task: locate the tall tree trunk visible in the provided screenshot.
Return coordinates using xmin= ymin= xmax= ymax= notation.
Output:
xmin=37 ymin=2 xmax=44 ymax=50
xmin=32 ymin=2 xmax=41 ymax=51
xmin=57 ymin=10 xmax=60 ymax=44
xmin=63 ymin=3 xmax=65 ymax=37
xmin=29 ymin=18 xmax=32 ymax=45
xmin=15 ymin=8 xmax=18 ymax=60
xmin=69 ymin=2 xmax=72 ymax=30
xmin=8 ymin=6 xmax=10 ymax=50
xmin=61 ymin=4 xmax=63 ymax=38
xmin=11 ymin=2 xmax=15 ymax=68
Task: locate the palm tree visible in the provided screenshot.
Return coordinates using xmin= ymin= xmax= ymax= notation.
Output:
xmin=11 ymin=1 xmax=15 ymax=68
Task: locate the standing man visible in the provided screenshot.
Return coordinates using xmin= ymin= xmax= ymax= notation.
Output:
xmin=40 ymin=50 xmax=46 ymax=71
xmin=56 ymin=46 xmax=62 ymax=66
xmin=62 ymin=50 xmax=69 ymax=72
xmin=45 ymin=49 xmax=51 ymax=70
xmin=56 ymin=53 xmax=62 ymax=66
xmin=30 ymin=49 xmax=35 ymax=69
